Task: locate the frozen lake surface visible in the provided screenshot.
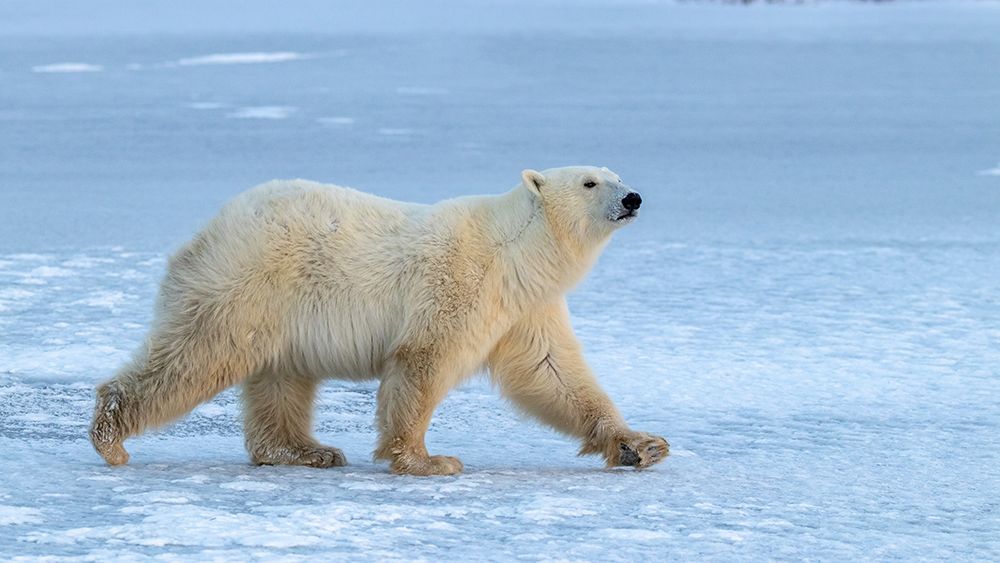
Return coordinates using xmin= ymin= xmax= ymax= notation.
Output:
xmin=1 ymin=1 xmax=999 ymax=560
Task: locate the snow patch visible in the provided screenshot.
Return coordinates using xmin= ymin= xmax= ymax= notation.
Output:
xmin=602 ymin=528 xmax=672 ymax=541
xmin=28 ymin=266 xmax=74 ymax=278
xmin=123 ymin=491 xmax=197 ymax=505
xmin=220 ymin=481 xmax=281 ymax=492
xmin=521 ymin=497 xmax=598 ymax=523
xmin=0 ymin=505 xmax=43 ymax=526
xmin=227 ymin=106 xmax=297 ymax=120
xmin=24 ymin=505 xmax=322 ymax=548
xmin=61 ymin=256 xmax=114 ymax=268
xmin=175 ymin=52 xmax=307 ymax=66
xmin=77 ymin=475 xmax=121 ymax=482
xmin=32 ymin=63 xmax=103 ymax=74
xmin=6 ymin=253 xmax=50 ymax=261
xmin=195 ymin=403 xmax=228 ymax=417
xmin=172 ymin=475 xmax=210 ymax=485
xmin=9 ymin=413 xmax=58 ymax=423
xmin=317 ymin=116 xmax=355 ymax=126
xmin=72 ymin=290 xmax=133 ymax=309
xmin=377 ymin=128 xmax=414 ymax=136
xmin=0 ymin=288 xmax=34 ymax=300
xmin=0 ymin=343 xmax=127 ymax=379
xmin=339 ymin=481 xmax=393 ymax=492
xmin=977 ymin=163 xmax=1000 ymax=176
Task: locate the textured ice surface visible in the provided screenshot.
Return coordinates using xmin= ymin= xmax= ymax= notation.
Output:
xmin=2 ymin=0 xmax=1000 ymax=560
xmin=2 ymin=241 xmax=998 ymax=560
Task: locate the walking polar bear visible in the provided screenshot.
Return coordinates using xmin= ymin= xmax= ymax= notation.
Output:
xmin=90 ymin=166 xmax=669 ymax=475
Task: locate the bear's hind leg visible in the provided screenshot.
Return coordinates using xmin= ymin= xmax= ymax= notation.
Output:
xmin=242 ymin=370 xmax=346 ymax=468
xmin=91 ymin=337 xmax=259 ymax=466
xmin=373 ymin=360 xmax=464 ymax=476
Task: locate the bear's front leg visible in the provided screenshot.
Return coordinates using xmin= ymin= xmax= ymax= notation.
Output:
xmin=488 ymin=300 xmax=670 ymax=470
xmin=373 ymin=354 xmax=464 ymax=476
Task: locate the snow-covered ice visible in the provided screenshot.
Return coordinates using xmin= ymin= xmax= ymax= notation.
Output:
xmin=1 ymin=0 xmax=999 ymax=560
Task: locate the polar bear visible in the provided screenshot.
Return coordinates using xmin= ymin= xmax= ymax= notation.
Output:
xmin=90 ymin=166 xmax=669 ymax=475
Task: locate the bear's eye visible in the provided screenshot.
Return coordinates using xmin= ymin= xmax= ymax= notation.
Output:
xmin=583 ymin=181 xmax=597 ymax=189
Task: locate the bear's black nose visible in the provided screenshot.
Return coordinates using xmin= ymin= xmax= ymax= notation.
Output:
xmin=622 ymin=192 xmax=642 ymax=211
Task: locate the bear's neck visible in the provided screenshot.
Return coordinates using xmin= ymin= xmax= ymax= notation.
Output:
xmin=485 ymin=187 xmax=606 ymax=306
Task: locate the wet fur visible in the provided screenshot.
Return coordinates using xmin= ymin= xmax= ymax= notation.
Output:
xmin=90 ymin=167 xmax=669 ymax=474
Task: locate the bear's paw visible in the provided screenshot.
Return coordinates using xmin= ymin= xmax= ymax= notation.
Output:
xmin=615 ymin=433 xmax=669 ymax=469
xmin=391 ymin=454 xmax=464 ymax=476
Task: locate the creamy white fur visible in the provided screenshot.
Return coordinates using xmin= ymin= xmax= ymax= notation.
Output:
xmin=90 ymin=166 xmax=669 ymax=475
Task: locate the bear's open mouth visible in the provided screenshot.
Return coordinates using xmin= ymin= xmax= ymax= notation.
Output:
xmin=615 ymin=210 xmax=637 ymax=222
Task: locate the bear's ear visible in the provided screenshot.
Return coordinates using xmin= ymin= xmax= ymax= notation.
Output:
xmin=521 ymin=169 xmax=545 ymax=195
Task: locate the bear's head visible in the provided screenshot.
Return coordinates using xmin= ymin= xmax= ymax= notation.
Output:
xmin=521 ymin=166 xmax=642 ymax=242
